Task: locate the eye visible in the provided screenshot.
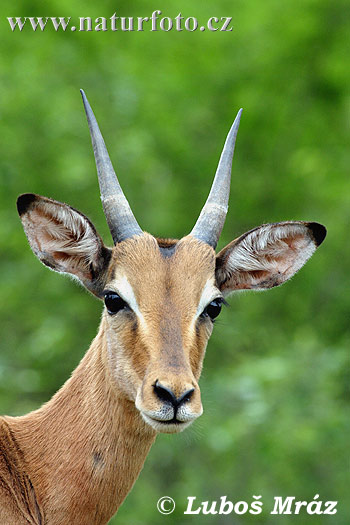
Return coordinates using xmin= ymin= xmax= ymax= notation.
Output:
xmin=104 ymin=291 xmax=128 ymax=315
xmin=201 ymin=298 xmax=223 ymax=321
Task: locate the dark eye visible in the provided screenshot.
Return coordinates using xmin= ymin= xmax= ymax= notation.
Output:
xmin=104 ymin=292 xmax=128 ymax=315
xmin=201 ymin=298 xmax=223 ymax=321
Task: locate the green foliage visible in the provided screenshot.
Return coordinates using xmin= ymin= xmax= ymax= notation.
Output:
xmin=0 ymin=0 xmax=349 ymax=523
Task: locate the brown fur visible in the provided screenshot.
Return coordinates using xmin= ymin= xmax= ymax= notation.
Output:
xmin=0 ymin=233 xmax=215 ymax=524
xmin=1 ymin=323 xmax=156 ymax=524
xmin=2 ymin=194 xmax=325 ymax=523
xmin=108 ymin=235 xmax=215 ymax=415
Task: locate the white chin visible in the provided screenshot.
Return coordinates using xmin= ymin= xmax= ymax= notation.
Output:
xmin=141 ymin=412 xmax=193 ymax=434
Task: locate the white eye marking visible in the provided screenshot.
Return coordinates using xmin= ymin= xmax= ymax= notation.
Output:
xmin=110 ymin=275 xmax=146 ymax=326
xmin=196 ymin=279 xmax=222 ymax=319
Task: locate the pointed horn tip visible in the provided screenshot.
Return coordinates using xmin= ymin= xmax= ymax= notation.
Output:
xmin=80 ymin=88 xmax=87 ymax=101
xmin=80 ymin=90 xmax=96 ymax=120
xmin=80 ymin=89 xmax=91 ymax=111
xmin=225 ymin=109 xmax=243 ymax=141
xmin=233 ymin=108 xmax=243 ymax=126
xmin=80 ymin=90 xmax=98 ymax=131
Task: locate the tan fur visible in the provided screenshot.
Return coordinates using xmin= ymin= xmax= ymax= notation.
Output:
xmin=0 ymin=234 xmax=216 ymax=524
xmin=108 ymin=235 xmax=215 ymax=427
xmin=3 ymin=193 xmax=324 ymax=523
xmin=1 ymin=322 xmax=156 ymax=524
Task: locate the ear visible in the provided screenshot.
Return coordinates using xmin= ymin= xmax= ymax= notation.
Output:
xmin=17 ymin=193 xmax=112 ymax=297
xmin=216 ymin=221 xmax=326 ymax=294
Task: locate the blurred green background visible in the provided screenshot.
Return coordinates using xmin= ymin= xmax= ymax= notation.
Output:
xmin=0 ymin=0 xmax=349 ymax=523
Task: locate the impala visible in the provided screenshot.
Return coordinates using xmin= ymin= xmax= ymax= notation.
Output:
xmin=0 ymin=91 xmax=326 ymax=524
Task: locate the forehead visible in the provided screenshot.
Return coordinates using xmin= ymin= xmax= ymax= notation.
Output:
xmin=107 ymin=233 xmax=216 ymax=304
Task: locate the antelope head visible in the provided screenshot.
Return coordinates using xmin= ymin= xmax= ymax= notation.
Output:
xmin=17 ymin=91 xmax=326 ymax=434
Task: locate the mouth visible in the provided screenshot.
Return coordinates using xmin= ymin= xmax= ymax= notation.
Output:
xmin=141 ymin=412 xmax=193 ymax=434
xmin=157 ymin=417 xmax=183 ymax=425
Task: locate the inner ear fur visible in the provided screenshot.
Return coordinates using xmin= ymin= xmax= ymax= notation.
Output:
xmin=17 ymin=193 xmax=112 ymax=297
xmin=215 ymin=221 xmax=326 ymax=294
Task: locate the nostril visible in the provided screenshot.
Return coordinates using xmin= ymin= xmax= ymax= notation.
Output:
xmin=153 ymin=380 xmax=177 ymax=407
xmin=178 ymin=387 xmax=195 ymax=405
xmin=153 ymin=381 xmax=195 ymax=408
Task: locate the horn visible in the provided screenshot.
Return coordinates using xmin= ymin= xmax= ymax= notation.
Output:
xmin=190 ymin=109 xmax=243 ymax=248
xmin=80 ymin=89 xmax=143 ymax=243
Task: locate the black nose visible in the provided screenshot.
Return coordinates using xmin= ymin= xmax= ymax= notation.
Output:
xmin=153 ymin=380 xmax=194 ymax=409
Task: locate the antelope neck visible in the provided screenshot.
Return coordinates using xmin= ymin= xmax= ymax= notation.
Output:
xmin=5 ymin=320 xmax=157 ymax=525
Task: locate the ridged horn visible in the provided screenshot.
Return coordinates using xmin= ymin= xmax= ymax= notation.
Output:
xmin=80 ymin=89 xmax=143 ymax=243
xmin=190 ymin=109 xmax=243 ymax=248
